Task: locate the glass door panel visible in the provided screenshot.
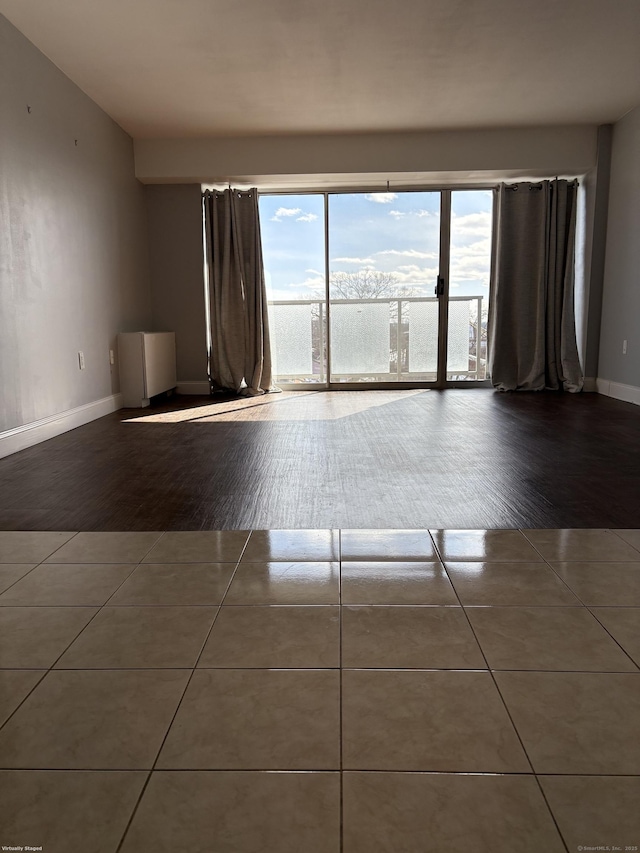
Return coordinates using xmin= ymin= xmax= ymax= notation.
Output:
xmin=331 ymin=301 xmax=392 ymax=377
xmin=406 ymin=300 xmax=439 ymax=376
xmin=259 ymin=194 xmax=326 ymax=385
xmin=328 ymin=192 xmax=441 ymax=383
xmin=447 ymin=190 xmax=493 ymax=381
xmin=259 ymin=189 xmax=494 ymax=387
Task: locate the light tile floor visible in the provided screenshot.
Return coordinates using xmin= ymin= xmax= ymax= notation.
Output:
xmin=0 ymin=528 xmax=639 ymax=852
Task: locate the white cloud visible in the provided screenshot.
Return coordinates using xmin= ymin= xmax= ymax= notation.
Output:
xmin=451 ymin=211 xmax=492 ymax=238
xmin=450 ymin=239 xmax=492 ymax=286
xmin=377 ymin=249 xmax=439 ymax=260
xmin=398 ymin=264 xmax=421 ymax=272
xmin=286 ymin=274 xmax=325 ymax=293
xmin=331 ymin=256 xmax=376 ymax=265
xmin=392 ymin=265 xmax=440 ymax=286
xmin=305 ymin=268 xmax=324 ymax=275
xmin=389 ymin=208 xmax=434 ymax=219
xmin=365 ymin=193 xmax=398 ymax=204
xmin=270 ymin=206 xmax=319 ymax=223
xmin=270 ymin=206 xmax=302 ymax=221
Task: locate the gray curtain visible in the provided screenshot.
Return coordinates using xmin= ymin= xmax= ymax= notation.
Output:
xmin=488 ymin=180 xmax=583 ymax=392
xmin=203 ymin=188 xmax=276 ymax=395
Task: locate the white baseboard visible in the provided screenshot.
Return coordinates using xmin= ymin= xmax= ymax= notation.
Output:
xmin=176 ymin=381 xmax=210 ymax=395
xmin=596 ymin=378 xmax=640 ymax=406
xmin=0 ymin=393 xmax=123 ymax=460
xmin=582 ymin=377 xmax=598 ymax=392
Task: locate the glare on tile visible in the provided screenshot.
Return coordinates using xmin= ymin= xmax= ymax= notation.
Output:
xmin=523 ymin=529 xmax=640 ymax=562
xmin=143 ymin=530 xmax=250 ymax=564
xmin=341 ymin=561 xmax=457 ymax=605
xmin=242 ymin=530 xmax=339 ymax=562
xmin=225 ymin=562 xmax=339 ymax=604
xmin=340 ymin=530 xmax=436 ymax=561
xmin=430 ymin=529 xmax=543 ymax=562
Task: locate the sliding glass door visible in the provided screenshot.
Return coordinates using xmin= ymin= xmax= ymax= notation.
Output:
xmin=447 ymin=190 xmax=493 ymax=381
xmin=328 ymin=192 xmax=441 ymax=383
xmin=259 ymin=195 xmax=327 ymax=384
xmin=259 ymin=188 xmax=493 ymax=388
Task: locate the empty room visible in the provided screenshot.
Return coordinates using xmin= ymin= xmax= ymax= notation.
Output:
xmin=1 ymin=1 xmax=640 ymax=851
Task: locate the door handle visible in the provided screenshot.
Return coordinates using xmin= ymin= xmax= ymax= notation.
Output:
xmin=434 ymin=276 xmax=445 ymax=297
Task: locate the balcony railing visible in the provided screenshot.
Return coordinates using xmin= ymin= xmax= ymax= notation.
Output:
xmin=267 ymin=296 xmax=487 ymax=384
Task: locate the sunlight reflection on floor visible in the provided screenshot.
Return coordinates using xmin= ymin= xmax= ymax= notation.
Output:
xmin=122 ymin=390 xmax=428 ymax=423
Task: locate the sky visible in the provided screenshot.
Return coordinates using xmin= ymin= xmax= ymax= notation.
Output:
xmin=259 ymin=190 xmax=493 ymax=302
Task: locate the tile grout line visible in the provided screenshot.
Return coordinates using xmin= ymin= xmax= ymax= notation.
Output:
xmin=432 ymin=534 xmax=537 ymax=769
xmin=0 ymin=543 xmax=143 ymax=737
xmin=0 ymin=537 xmax=83 ymax=732
xmin=531 ymin=775 xmax=571 ymax=853
xmin=38 ymin=531 xmax=81 ymax=563
xmin=1 ymin=528 xmax=639 ymax=849
xmin=532 ymin=543 xmax=640 ymax=672
xmin=420 ymin=533 xmax=568 ymax=830
xmin=0 ymin=562 xmax=45 ymax=599
xmin=114 ymin=530 xmax=252 ymax=853
xmin=449 ymin=533 xmax=572 ymax=853
xmin=609 ymin=528 xmax=640 ymax=557
xmin=456 ymin=609 xmax=571 ymax=851
xmin=585 ymin=606 xmax=640 ymax=671
xmin=10 ymin=601 xmax=640 ymax=608
xmin=0 ymin=766 xmax=638 ymax=775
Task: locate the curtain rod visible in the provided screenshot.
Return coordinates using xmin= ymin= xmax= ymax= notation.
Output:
xmin=203 ymin=187 xmax=256 ymax=197
xmin=505 ymin=178 xmax=579 ymax=191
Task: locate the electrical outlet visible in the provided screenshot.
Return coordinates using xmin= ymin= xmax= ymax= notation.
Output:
xmin=109 ymin=349 xmax=115 ymax=365
xmin=623 ymin=340 xmax=628 ymax=355
xmin=78 ymin=351 xmax=85 ymax=370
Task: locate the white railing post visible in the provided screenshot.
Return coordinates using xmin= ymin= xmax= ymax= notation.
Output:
xmin=318 ymin=300 xmax=325 ymax=383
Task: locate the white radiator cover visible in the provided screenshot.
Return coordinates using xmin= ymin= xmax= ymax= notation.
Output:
xmin=118 ymin=332 xmax=177 ymax=408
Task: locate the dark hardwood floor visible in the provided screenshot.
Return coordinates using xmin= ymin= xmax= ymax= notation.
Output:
xmin=1 ymin=389 xmax=639 ymax=530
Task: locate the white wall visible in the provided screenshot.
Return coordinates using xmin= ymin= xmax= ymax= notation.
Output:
xmin=139 ymin=125 xmax=601 ymax=393
xmin=578 ymin=125 xmax=612 ymax=383
xmin=135 ymin=126 xmax=597 ymax=185
xmin=146 ymin=185 xmax=208 ymax=384
xmin=0 ymin=14 xmax=151 ymax=435
xmin=598 ymin=104 xmax=640 ymax=390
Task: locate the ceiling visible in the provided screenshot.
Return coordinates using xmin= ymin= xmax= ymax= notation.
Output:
xmin=2 ymin=0 xmax=640 ymax=139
